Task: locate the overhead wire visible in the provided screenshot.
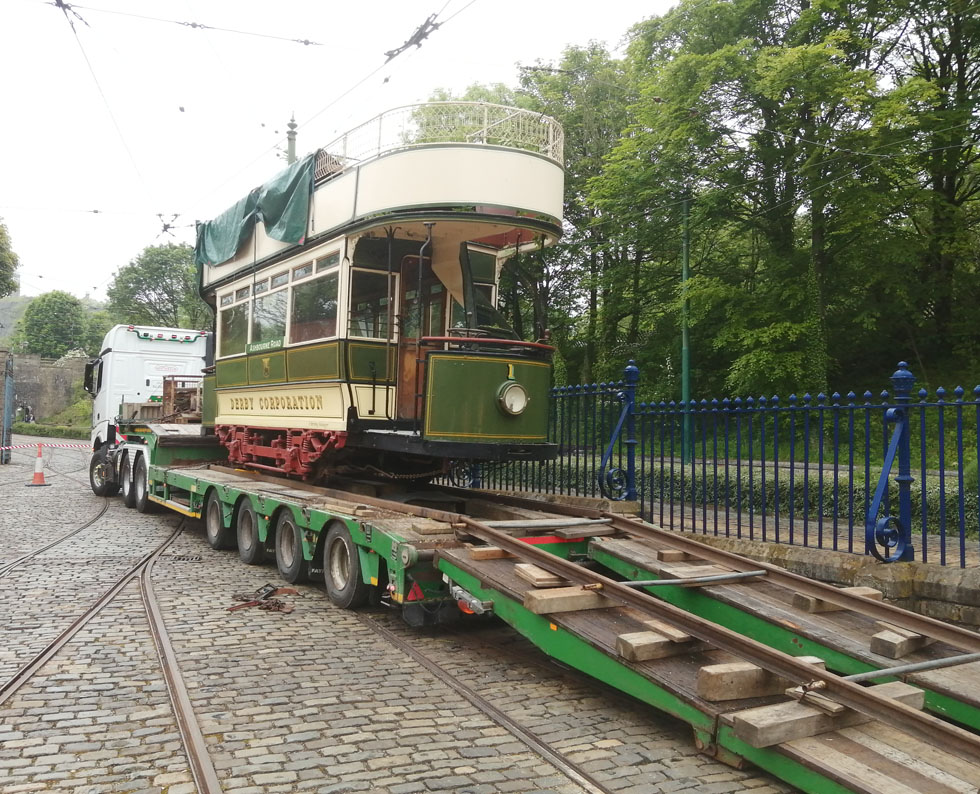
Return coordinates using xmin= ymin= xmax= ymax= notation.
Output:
xmin=197 ymin=0 xmax=482 ymax=206
xmin=51 ymin=1 xmax=151 ymax=203
xmin=44 ymin=1 xmax=322 ymax=46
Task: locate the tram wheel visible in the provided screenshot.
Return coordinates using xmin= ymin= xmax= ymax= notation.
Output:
xmin=204 ymin=491 xmax=235 ymax=550
xmin=89 ymin=447 xmax=119 ymax=497
xmin=275 ymin=511 xmax=306 ymax=583
xmin=323 ymin=522 xmax=368 ymax=609
xmin=120 ymin=453 xmax=136 ymax=508
xmin=133 ymin=454 xmax=155 ymax=513
xmin=236 ymin=501 xmax=265 ymax=565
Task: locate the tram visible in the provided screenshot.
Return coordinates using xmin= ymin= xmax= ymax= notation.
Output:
xmin=195 ymin=102 xmax=565 ymax=479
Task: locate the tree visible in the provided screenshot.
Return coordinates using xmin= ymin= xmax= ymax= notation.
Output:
xmin=14 ymin=291 xmax=87 ymax=358
xmin=0 ymin=219 xmax=19 ymax=299
xmin=517 ymin=45 xmax=635 ymax=384
xmin=107 ymin=243 xmax=210 ymax=329
xmin=878 ymin=0 xmax=980 ymax=367
xmin=84 ymin=310 xmax=113 ymax=355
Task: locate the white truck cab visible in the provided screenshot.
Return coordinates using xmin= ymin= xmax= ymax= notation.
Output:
xmin=84 ymin=324 xmax=210 ymax=495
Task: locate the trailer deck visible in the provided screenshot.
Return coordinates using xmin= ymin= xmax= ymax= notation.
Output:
xmin=130 ymin=449 xmax=980 ymax=794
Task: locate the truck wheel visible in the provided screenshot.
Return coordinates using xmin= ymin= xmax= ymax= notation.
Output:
xmin=133 ymin=454 xmax=156 ymax=513
xmin=120 ymin=453 xmax=136 ymax=508
xmin=204 ymin=491 xmax=235 ymax=550
xmin=89 ymin=448 xmax=119 ymax=497
xmin=275 ymin=512 xmax=306 ymax=583
xmin=237 ymin=501 xmax=266 ymax=565
xmin=323 ymin=522 xmax=368 ymax=609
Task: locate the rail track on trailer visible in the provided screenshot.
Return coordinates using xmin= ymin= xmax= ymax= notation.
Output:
xmin=129 ymin=438 xmax=980 ymax=794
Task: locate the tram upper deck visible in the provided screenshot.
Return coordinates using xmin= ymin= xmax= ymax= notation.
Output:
xmin=196 ymin=102 xmax=565 ymax=292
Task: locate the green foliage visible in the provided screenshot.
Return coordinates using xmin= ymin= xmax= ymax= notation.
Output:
xmin=478 ymin=0 xmax=980 ymax=399
xmin=12 ymin=422 xmax=88 ymax=440
xmin=43 ymin=383 xmax=92 ymax=427
xmin=84 ymin=310 xmax=113 ymax=354
xmin=0 ymin=294 xmax=31 ymax=348
xmin=0 ymin=219 xmax=19 ymax=299
xmin=13 ymin=291 xmax=88 ymax=358
xmin=106 ymin=243 xmax=210 ymax=329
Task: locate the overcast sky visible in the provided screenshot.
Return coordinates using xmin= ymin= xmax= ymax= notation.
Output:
xmin=1 ymin=0 xmax=673 ymax=302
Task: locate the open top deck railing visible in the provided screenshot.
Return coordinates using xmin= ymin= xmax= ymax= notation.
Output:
xmin=314 ymin=102 xmax=564 ymax=181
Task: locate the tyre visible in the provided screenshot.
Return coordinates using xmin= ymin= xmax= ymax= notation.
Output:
xmin=275 ymin=511 xmax=306 ymax=583
xmin=236 ymin=500 xmax=266 ymax=565
xmin=120 ymin=453 xmax=136 ymax=508
xmin=323 ymin=522 xmax=368 ymax=609
xmin=204 ymin=491 xmax=235 ymax=550
xmin=89 ymin=447 xmax=119 ymax=497
xmin=133 ymin=454 xmax=156 ymax=513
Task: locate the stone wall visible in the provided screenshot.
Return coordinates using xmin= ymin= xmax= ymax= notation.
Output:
xmin=12 ymin=354 xmax=88 ymax=421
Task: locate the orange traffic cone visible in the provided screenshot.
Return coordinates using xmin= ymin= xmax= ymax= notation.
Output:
xmin=25 ymin=444 xmax=50 ymax=487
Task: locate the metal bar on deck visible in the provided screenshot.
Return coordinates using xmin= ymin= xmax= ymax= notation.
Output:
xmin=844 ymin=652 xmax=980 ymax=683
xmin=622 ymin=570 xmax=767 ymax=587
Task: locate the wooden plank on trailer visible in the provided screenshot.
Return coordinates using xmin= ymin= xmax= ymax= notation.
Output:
xmin=483 ymin=518 xmax=609 ymax=529
xmin=874 ymin=621 xmax=937 ymax=646
xmin=466 ymin=545 xmax=514 ymax=560
xmin=656 ymin=549 xmax=698 ymax=562
xmin=616 ymin=631 xmax=705 ymax=662
xmin=730 ymin=681 xmax=924 ymax=748
xmin=870 ymin=629 xmax=935 ymax=659
xmin=553 ymin=524 xmax=618 ymax=539
xmin=784 ymin=685 xmax=847 ymax=715
xmin=783 ymin=732 xmax=972 ymax=794
xmin=642 ymin=617 xmax=693 ymax=643
xmin=791 ymin=586 xmax=884 ymax=613
xmin=515 ymin=563 xmax=568 ymax=588
xmin=524 ymin=586 xmax=616 ymax=615
xmin=697 ymin=656 xmax=826 ymax=701
xmin=662 ymin=564 xmax=733 ymax=579
xmin=844 ymin=723 xmax=980 ymax=790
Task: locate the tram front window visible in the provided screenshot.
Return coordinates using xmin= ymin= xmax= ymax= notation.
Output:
xmin=348 ymin=269 xmax=395 ymax=339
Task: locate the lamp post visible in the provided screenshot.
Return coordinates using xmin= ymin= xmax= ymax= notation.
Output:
xmin=681 ymin=191 xmax=692 ymax=463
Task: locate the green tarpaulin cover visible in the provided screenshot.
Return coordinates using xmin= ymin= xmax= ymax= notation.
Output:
xmin=195 ymin=153 xmax=316 ymax=267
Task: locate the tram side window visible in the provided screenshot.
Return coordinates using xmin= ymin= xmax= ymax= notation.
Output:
xmin=290 ymin=271 xmax=339 ymax=344
xmin=219 ymin=304 xmax=249 ymax=357
xmin=349 ymin=270 xmax=394 ymax=339
xmin=252 ymin=289 xmax=287 ymax=345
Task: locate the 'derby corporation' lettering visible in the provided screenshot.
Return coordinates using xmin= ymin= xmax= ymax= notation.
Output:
xmin=228 ymin=394 xmax=324 ymax=412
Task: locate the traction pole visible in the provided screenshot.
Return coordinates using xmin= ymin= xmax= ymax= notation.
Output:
xmin=25 ymin=444 xmax=50 ymax=487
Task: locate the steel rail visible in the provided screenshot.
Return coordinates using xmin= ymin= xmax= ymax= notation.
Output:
xmin=140 ymin=540 xmax=223 ymax=794
xmin=0 ymin=524 xmax=182 ymax=706
xmin=453 ymin=515 xmax=980 ymax=761
xmin=359 ymin=614 xmax=615 ymax=794
xmin=194 ymin=473 xmax=980 ymax=755
xmin=0 ymin=498 xmax=110 ymax=578
xmin=265 ymin=481 xmax=980 ymax=758
xmin=449 ymin=488 xmax=980 ymax=654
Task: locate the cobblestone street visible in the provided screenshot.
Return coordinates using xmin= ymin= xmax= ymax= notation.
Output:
xmin=0 ymin=436 xmax=794 ymax=793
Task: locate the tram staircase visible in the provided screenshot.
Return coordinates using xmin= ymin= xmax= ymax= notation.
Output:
xmin=432 ymin=493 xmax=980 ymax=794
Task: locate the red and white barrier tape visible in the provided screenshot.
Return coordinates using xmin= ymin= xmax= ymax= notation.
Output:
xmin=0 ymin=443 xmax=90 ymax=451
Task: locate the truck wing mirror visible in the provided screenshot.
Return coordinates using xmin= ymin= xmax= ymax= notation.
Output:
xmin=83 ymin=361 xmax=96 ymax=396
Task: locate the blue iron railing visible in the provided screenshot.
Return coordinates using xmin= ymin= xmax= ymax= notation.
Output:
xmin=475 ymin=360 xmax=980 ymax=568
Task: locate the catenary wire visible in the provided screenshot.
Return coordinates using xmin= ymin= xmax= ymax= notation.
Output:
xmin=44 ymin=1 xmax=322 ymax=45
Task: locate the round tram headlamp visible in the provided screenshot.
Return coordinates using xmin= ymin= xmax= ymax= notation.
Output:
xmin=497 ymin=381 xmax=529 ymax=416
